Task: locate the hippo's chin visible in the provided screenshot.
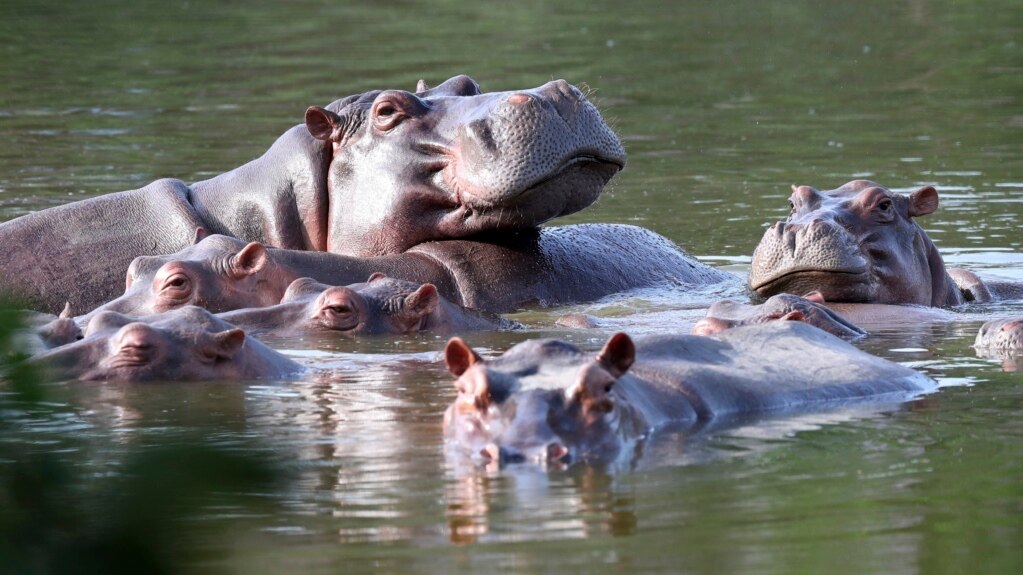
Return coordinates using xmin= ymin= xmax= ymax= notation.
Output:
xmin=753 ymin=270 xmax=873 ymax=302
xmin=459 ymin=159 xmax=621 ymax=225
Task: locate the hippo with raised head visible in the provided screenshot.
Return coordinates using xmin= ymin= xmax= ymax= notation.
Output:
xmin=29 ymin=306 xmax=301 ymax=381
xmin=83 ymin=225 xmax=733 ymax=320
xmin=218 ymin=274 xmax=518 ymax=338
xmin=443 ymin=322 xmax=935 ymax=466
xmin=0 ymin=75 xmax=629 ymax=312
xmin=748 ymin=180 xmax=1022 ymax=306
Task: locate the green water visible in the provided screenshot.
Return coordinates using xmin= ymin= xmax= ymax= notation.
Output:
xmin=1 ymin=0 xmax=1022 ymax=573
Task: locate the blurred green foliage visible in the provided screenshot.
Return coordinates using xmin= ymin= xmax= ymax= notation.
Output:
xmin=0 ymin=303 xmax=281 ymax=575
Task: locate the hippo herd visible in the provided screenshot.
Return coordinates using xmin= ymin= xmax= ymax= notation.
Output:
xmin=2 ymin=75 xmax=1021 ymax=467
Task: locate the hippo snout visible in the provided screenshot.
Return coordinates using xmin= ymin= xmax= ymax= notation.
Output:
xmin=750 ymin=218 xmax=870 ymax=300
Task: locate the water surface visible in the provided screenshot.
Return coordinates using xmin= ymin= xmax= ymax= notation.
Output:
xmin=1 ymin=1 xmax=1021 ymax=573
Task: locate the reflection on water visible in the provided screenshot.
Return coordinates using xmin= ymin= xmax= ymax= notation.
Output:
xmin=2 ymin=0 xmax=1022 ymax=572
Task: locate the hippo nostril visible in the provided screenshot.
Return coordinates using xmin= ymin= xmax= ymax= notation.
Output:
xmin=547 ymin=442 xmax=570 ymax=462
xmin=508 ymin=93 xmax=532 ymax=105
xmin=481 ymin=444 xmax=501 ymax=461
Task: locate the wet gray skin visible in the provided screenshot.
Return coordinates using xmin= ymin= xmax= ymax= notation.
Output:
xmin=975 ymin=318 xmax=1023 ymax=350
xmin=0 ymin=75 xmax=625 ymax=313
xmin=30 ymin=306 xmax=301 ymax=382
xmin=219 ymin=275 xmax=519 ymax=338
xmin=443 ymin=322 xmax=935 ymax=467
xmin=692 ymin=293 xmax=866 ymax=339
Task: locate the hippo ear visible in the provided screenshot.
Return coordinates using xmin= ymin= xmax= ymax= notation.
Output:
xmin=445 ymin=337 xmax=482 ymax=376
xmin=415 ymin=79 xmax=430 ymax=94
xmin=908 ymin=185 xmax=939 ymax=218
xmin=59 ymin=301 xmax=73 ymax=319
xmin=305 ymin=106 xmax=343 ymax=142
xmin=192 ymin=227 xmax=208 ymax=245
xmin=692 ymin=317 xmax=732 ymax=336
xmin=207 ymin=328 xmax=246 ymax=360
xmin=595 ymin=332 xmax=635 ymax=378
xmin=231 ymin=242 xmax=268 ymax=278
xmin=367 ymin=272 xmax=386 ymax=282
xmin=404 ymin=284 xmax=440 ymax=317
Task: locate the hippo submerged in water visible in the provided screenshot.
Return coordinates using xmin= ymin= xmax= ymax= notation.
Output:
xmin=442 ymin=322 xmax=935 ymax=466
xmin=219 ymin=274 xmax=518 ymax=339
xmin=0 ymin=75 xmax=733 ymax=314
xmin=749 ymin=180 xmax=1022 ymax=307
xmin=30 ymin=306 xmax=301 ymax=382
xmin=81 ymin=228 xmax=731 ymax=320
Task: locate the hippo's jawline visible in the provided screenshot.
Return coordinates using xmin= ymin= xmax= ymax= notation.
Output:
xmin=752 ymin=269 xmax=869 ymax=297
xmin=455 ymin=155 xmax=622 ymax=208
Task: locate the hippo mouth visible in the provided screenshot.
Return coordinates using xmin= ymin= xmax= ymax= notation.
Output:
xmin=752 ymin=268 xmax=872 ymax=301
xmin=450 ymin=153 xmax=623 ymax=215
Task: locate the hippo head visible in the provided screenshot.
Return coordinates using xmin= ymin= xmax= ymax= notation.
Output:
xmin=749 ymin=180 xmax=961 ymax=306
xmin=305 ymin=75 xmax=626 ymax=256
xmin=443 ymin=333 xmax=644 ymax=467
xmin=692 ymin=293 xmax=866 ymax=340
xmin=83 ymin=235 xmax=289 ymax=320
xmin=975 ymin=318 xmax=1023 ymax=350
xmin=266 ymin=274 xmax=442 ymax=336
xmin=32 ymin=306 xmax=300 ymax=381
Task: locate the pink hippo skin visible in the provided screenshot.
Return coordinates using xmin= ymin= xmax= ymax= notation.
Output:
xmin=30 ymin=306 xmax=301 ymax=382
xmin=443 ymin=322 xmax=935 ymax=467
xmin=218 ymin=275 xmax=519 ymax=339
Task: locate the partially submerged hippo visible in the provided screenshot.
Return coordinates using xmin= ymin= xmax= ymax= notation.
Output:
xmin=975 ymin=318 xmax=1023 ymax=350
xmin=443 ymin=322 xmax=935 ymax=466
xmin=219 ymin=274 xmax=518 ymax=338
xmin=975 ymin=317 xmax=1023 ymax=372
xmin=0 ymin=75 xmax=626 ymax=312
xmin=692 ymin=293 xmax=866 ymax=339
xmin=749 ymin=180 xmax=1022 ymax=306
xmin=85 ymin=226 xmax=733 ymax=318
xmin=30 ymin=306 xmax=301 ymax=381
xmin=15 ymin=304 xmax=83 ymax=355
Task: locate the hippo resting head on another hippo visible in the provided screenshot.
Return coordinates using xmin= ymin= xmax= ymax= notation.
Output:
xmin=443 ymin=322 xmax=934 ymax=466
xmin=0 ymin=75 xmax=625 ymax=313
xmin=219 ymin=275 xmax=518 ymax=339
xmin=307 ymin=75 xmax=626 ymax=255
xmin=749 ymin=180 xmax=964 ymax=307
xmin=29 ymin=306 xmax=301 ymax=381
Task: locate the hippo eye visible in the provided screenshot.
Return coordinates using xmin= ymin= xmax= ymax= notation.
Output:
xmin=372 ymin=98 xmax=408 ymax=131
xmin=160 ymin=274 xmax=191 ymax=297
xmin=877 ymin=199 xmax=892 ymax=212
xmin=326 ymin=304 xmax=352 ymax=315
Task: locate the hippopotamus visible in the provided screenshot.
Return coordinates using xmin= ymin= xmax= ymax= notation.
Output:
xmin=14 ymin=304 xmax=83 ymax=355
xmin=82 ymin=225 xmax=733 ymax=319
xmin=218 ymin=274 xmax=518 ymax=338
xmin=29 ymin=306 xmax=301 ymax=381
xmin=691 ymin=293 xmax=866 ymax=339
xmin=442 ymin=322 xmax=935 ymax=465
xmin=748 ymin=180 xmax=1023 ymax=306
xmin=975 ymin=318 xmax=1023 ymax=350
xmin=0 ymin=75 xmax=627 ymax=313
xmin=974 ymin=317 xmax=1023 ymax=372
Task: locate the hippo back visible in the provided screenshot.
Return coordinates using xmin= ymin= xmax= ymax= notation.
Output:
xmin=630 ymin=322 xmax=935 ymax=419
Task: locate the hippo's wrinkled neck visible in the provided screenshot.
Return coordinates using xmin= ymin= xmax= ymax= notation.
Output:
xmin=188 ymin=125 xmax=330 ymax=251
